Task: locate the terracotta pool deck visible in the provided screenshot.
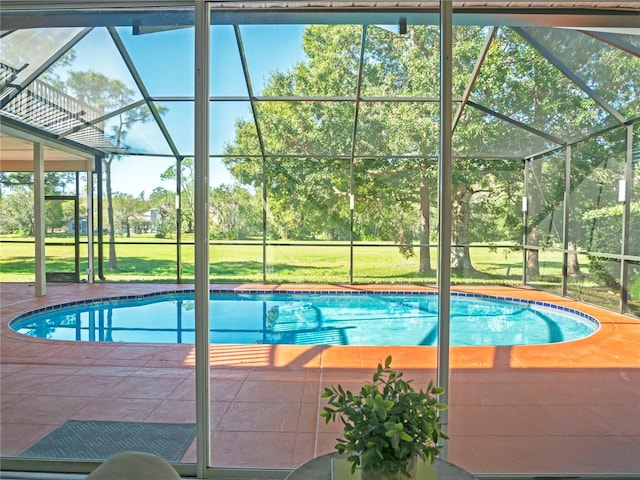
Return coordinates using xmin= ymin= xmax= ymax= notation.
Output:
xmin=1 ymin=282 xmax=639 ymax=476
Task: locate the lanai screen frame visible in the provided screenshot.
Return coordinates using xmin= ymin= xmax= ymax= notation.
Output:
xmin=1 ymin=4 xmax=637 ymax=312
xmin=0 ymin=1 xmax=639 ymax=477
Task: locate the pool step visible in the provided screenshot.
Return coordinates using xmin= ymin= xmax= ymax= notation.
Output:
xmin=293 ymin=327 xmax=349 ymax=345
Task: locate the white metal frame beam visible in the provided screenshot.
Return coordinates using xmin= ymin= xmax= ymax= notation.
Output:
xmin=437 ymin=0 xmax=452 ymax=461
xmin=33 ymin=142 xmax=46 ymax=296
xmin=194 ymin=1 xmax=211 ymax=477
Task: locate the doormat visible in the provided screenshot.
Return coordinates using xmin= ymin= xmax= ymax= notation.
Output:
xmin=20 ymin=420 xmax=196 ymax=462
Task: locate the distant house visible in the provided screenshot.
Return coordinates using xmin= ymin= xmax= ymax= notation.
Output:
xmin=133 ymin=209 xmax=159 ymax=234
xmin=67 ymin=217 xmax=88 ymax=235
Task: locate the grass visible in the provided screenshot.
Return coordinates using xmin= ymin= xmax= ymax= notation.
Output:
xmin=0 ymin=235 xmax=551 ymax=284
xmin=1 ymin=234 xmax=638 ymax=316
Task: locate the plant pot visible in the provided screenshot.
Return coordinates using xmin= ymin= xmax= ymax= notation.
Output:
xmin=361 ymin=455 xmax=418 ymax=480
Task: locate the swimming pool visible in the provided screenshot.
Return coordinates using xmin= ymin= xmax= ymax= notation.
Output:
xmin=10 ymin=290 xmax=599 ymax=346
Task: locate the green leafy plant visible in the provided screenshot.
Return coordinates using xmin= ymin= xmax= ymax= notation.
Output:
xmin=321 ymin=356 xmax=447 ymax=479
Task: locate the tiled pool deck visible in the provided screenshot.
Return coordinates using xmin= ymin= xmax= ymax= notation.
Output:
xmin=1 ymin=282 xmax=639 ymax=475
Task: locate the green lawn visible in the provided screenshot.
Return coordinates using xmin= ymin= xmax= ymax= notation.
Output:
xmin=3 ymin=235 xmax=638 ymax=316
xmin=0 ymin=235 xmax=551 ymax=285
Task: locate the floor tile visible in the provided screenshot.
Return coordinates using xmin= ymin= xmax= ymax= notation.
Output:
xmin=1 ymin=395 xmax=91 ymax=425
xmin=1 ymin=282 xmax=638 ymax=474
xmin=211 ymin=431 xmax=298 ymax=468
xmin=216 ymin=401 xmax=302 ymax=432
xmin=70 ymin=397 xmax=162 ymax=422
xmin=0 ymin=423 xmax=55 ymax=457
xmin=101 ymin=376 xmax=186 ymax=400
xmin=145 ymin=399 xmax=196 ymax=423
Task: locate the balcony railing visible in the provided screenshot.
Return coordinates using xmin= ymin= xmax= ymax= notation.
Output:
xmin=1 ymin=62 xmax=115 ymax=151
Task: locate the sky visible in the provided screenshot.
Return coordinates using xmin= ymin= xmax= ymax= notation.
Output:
xmin=63 ymin=24 xmax=306 ymax=195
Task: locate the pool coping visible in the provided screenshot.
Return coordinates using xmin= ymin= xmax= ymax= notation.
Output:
xmin=7 ymin=287 xmax=602 ymax=348
xmin=1 ymin=282 xmax=637 ymax=370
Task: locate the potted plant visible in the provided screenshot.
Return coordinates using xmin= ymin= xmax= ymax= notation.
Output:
xmin=320 ymin=356 xmax=447 ymax=480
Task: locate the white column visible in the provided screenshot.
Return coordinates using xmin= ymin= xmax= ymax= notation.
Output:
xmin=86 ymin=160 xmax=94 ymax=283
xmin=437 ymin=0 xmax=453 ymax=460
xmin=194 ymin=1 xmax=211 ymax=477
xmin=33 ymin=142 xmax=46 ymax=296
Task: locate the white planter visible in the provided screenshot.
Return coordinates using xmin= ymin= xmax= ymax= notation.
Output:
xmin=361 ymin=455 xmax=419 ymax=480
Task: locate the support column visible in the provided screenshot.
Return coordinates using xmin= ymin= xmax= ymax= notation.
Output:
xmin=262 ymin=158 xmax=267 ymax=283
xmin=194 ymin=1 xmax=211 ymax=477
xmin=620 ymin=125 xmax=633 ymax=313
xmin=34 ymin=142 xmax=46 ymax=296
xmin=176 ymin=157 xmax=182 ymax=283
xmin=562 ymin=146 xmax=571 ymax=297
xmin=437 ymin=0 xmax=453 ymax=460
xmin=96 ymin=156 xmax=106 ymax=281
xmin=86 ymin=160 xmax=94 ymax=283
xmin=522 ymin=159 xmax=529 ymax=285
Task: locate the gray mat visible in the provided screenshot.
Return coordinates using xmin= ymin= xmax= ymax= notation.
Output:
xmin=20 ymin=420 xmax=196 ymax=462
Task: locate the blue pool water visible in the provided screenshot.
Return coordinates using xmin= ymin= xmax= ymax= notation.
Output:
xmin=10 ymin=291 xmax=598 ymax=347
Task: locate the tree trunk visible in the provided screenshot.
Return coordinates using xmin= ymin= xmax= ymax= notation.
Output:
xmin=526 ymin=226 xmax=540 ymax=278
xmin=450 ymin=184 xmax=475 ymax=274
xmin=526 ymin=160 xmax=542 ymax=278
xmin=419 ymin=180 xmax=432 ymax=275
xmin=527 ymin=77 xmax=546 ymax=279
xmin=104 ymin=157 xmax=118 ymax=270
xmin=567 ymin=240 xmax=582 ymax=277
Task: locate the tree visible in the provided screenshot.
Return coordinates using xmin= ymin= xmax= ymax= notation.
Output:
xmin=210 ymin=185 xmax=263 ymax=240
xmin=149 ymin=187 xmax=177 ymax=238
xmin=63 ymin=71 xmax=162 ymax=269
xmin=112 ymin=192 xmax=147 ymax=237
xmin=0 ymin=186 xmax=34 ymax=235
xmin=582 ymin=202 xmax=640 ymax=288
xmin=60 ymin=198 xmax=87 ymax=235
xmin=224 ymin=24 xmax=638 ymax=279
xmin=568 ymin=129 xmax=629 ymax=279
xmin=224 ymin=25 xmax=489 ymax=275
xmin=224 ymin=26 xmax=441 ymax=272
xmin=44 ymin=200 xmax=65 ymax=234
xmin=473 ymin=27 xmax=640 ymax=277
xmin=455 ymin=28 xmax=577 ymax=275
xmin=0 ymin=172 xmax=77 ymax=235
xmin=161 ymin=158 xmax=195 ymax=234
xmin=0 ymin=172 xmax=74 ymax=195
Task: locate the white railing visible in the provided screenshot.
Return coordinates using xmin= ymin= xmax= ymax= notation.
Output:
xmin=1 ymin=62 xmax=112 ymax=150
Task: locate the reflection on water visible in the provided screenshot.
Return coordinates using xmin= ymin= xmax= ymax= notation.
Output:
xmin=11 ymin=292 xmax=598 ymax=346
